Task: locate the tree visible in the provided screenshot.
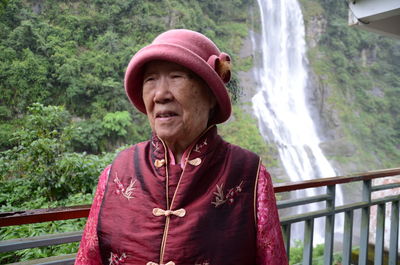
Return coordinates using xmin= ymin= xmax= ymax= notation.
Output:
xmin=0 ymin=103 xmax=112 ymax=200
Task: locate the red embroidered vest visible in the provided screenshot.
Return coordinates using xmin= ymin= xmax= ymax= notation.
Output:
xmin=98 ymin=127 xmax=260 ymax=265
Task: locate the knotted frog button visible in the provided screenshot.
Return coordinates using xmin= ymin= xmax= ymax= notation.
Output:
xmin=154 ymin=159 xmax=165 ymax=168
xmin=188 ymin=157 xmax=201 ymax=166
xmin=153 ymin=208 xmax=186 ymax=217
xmin=146 ymin=261 xmax=175 ymax=265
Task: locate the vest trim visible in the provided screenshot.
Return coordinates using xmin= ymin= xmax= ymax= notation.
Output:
xmin=158 ymin=136 xmax=169 ymax=264
xmin=159 ymin=126 xmax=213 ymax=264
xmin=253 ymin=158 xmax=262 ymax=226
xmin=160 ymin=216 xmax=171 ymax=264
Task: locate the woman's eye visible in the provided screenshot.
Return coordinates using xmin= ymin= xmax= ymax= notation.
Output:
xmin=170 ymin=72 xmax=186 ymax=79
xmin=144 ymin=76 xmax=155 ymax=83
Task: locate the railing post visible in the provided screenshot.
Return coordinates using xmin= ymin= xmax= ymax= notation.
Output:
xmin=303 ymin=219 xmax=314 ymax=265
xmin=374 ymin=203 xmax=385 ymax=265
xmin=359 ymin=179 xmax=371 ymax=265
xmin=324 ymin=184 xmax=335 ymax=265
xmin=342 ymin=210 xmax=354 ymax=265
xmin=282 ymin=224 xmax=291 ymax=259
xmin=389 ymin=200 xmax=399 ymax=265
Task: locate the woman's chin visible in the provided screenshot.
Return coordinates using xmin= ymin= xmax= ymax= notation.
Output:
xmin=155 ymin=128 xmax=181 ymax=143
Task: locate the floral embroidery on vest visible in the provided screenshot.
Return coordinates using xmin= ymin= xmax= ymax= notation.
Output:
xmin=151 ymin=139 xmax=160 ymax=153
xmin=195 ymin=261 xmax=210 ymax=265
xmin=113 ymin=173 xmax=136 ymax=200
xmin=211 ymin=180 xmax=244 ymax=207
xmin=193 ymin=138 xmax=208 ymax=153
xmin=108 ymin=252 xmax=127 ymax=265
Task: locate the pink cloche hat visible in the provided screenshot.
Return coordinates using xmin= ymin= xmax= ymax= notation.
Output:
xmin=124 ymin=29 xmax=232 ymax=124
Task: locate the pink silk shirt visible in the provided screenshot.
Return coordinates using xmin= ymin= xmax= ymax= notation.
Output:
xmin=75 ymin=164 xmax=288 ymax=265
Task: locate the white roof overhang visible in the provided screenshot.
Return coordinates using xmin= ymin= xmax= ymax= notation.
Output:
xmin=349 ymin=0 xmax=400 ymax=39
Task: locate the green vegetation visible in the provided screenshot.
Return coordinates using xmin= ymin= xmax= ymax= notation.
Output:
xmin=298 ymin=0 xmax=324 ymax=23
xmin=0 ymin=104 xmax=115 ymax=263
xmin=0 ymin=104 xmax=117 ymax=201
xmin=0 ymin=0 xmax=256 ymax=183
xmin=0 ymin=0 xmax=252 ymax=123
xmin=289 ymin=241 xmax=342 ymax=265
xmin=219 ymin=105 xmax=278 ymax=167
xmin=303 ymin=0 xmax=400 ymax=170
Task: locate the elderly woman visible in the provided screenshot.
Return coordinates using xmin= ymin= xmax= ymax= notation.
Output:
xmin=75 ymin=29 xmax=288 ymax=265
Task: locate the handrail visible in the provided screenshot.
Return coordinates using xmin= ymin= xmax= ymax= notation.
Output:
xmin=274 ymin=167 xmax=400 ymax=192
xmin=0 ymin=205 xmax=91 ymax=228
xmin=1 ymin=167 xmax=398 ymax=228
xmin=275 ymin=167 xmax=400 ymax=265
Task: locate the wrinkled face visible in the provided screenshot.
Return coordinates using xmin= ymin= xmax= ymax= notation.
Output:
xmin=142 ymin=60 xmax=216 ymax=147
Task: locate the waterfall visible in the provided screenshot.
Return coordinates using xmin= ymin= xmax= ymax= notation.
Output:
xmin=251 ymin=0 xmax=344 ymax=244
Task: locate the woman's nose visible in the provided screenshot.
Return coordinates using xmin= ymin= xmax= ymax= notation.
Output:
xmin=153 ymin=77 xmax=173 ymax=103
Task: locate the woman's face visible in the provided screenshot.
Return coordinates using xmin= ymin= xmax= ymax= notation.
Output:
xmin=142 ymin=61 xmax=216 ymax=149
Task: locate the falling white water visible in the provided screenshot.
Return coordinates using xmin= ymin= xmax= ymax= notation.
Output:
xmin=251 ymin=0 xmax=344 ymax=244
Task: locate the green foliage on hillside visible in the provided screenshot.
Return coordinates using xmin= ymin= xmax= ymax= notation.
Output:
xmin=219 ymin=105 xmax=278 ymax=167
xmin=0 ymin=105 xmax=122 ymax=263
xmin=0 ymin=0 xmax=256 ymax=175
xmin=0 ymin=0 xmax=252 ymax=121
xmin=0 ymin=104 xmax=117 ymax=200
xmin=303 ymin=0 xmax=400 ymax=169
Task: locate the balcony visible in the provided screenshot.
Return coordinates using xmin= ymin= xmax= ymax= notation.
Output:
xmin=1 ymin=168 xmax=399 ymax=265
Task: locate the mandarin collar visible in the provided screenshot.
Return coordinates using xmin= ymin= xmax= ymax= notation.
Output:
xmin=150 ymin=125 xmax=220 ymax=167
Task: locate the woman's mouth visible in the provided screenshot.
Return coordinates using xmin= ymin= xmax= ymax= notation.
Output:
xmin=156 ymin=111 xmax=178 ymax=120
xmin=157 ymin=112 xmax=177 ymax=118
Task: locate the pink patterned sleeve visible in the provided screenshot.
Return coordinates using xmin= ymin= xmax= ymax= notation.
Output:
xmin=75 ymin=165 xmax=111 ymax=265
xmin=256 ymin=165 xmax=288 ymax=265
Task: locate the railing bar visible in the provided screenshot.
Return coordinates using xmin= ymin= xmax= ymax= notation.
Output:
xmin=0 ymin=205 xmax=91 ymax=228
xmin=335 ymin=201 xmax=368 ymax=212
xmin=389 ymin=200 xmax=399 ymax=265
xmin=279 ymin=201 xmax=367 ymax=224
xmin=359 ymin=179 xmax=371 ymax=265
xmin=0 ymin=231 xmax=83 ymax=253
xmin=282 ymin=224 xmax=291 ymax=260
xmin=374 ymin=203 xmax=385 ymax=265
xmin=335 ymin=195 xmax=399 ymax=213
xmin=279 ymin=193 xmax=399 ymax=225
xmin=280 ymin=209 xmax=330 ymax=225
xmin=371 ymin=183 xmax=400 ymax=192
xmin=323 ymin=185 xmax=335 ymax=265
xmin=274 ymin=167 xmax=400 ymax=193
xmin=1 ymin=196 xmax=396 ymax=228
xmin=277 ymin=194 xmax=331 ymax=209
xmin=303 ymin=219 xmax=314 ymax=265
xmin=342 ymin=210 xmax=353 ymax=265
xmin=8 ymin=254 xmax=76 ymax=265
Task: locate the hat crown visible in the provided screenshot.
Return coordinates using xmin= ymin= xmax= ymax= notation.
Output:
xmin=153 ymin=29 xmax=220 ymax=62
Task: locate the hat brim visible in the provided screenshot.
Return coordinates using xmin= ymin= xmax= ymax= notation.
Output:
xmin=124 ymin=43 xmax=231 ymax=124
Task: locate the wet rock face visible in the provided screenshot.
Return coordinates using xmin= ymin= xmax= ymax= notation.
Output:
xmin=306 ymin=15 xmax=327 ymax=48
xmin=319 ymin=139 xmax=357 ymax=157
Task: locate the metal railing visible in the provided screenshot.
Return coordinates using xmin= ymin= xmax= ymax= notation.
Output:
xmin=1 ymin=168 xmax=399 ymax=264
xmin=0 ymin=205 xmax=91 ymax=265
xmin=275 ymin=167 xmax=400 ymax=265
